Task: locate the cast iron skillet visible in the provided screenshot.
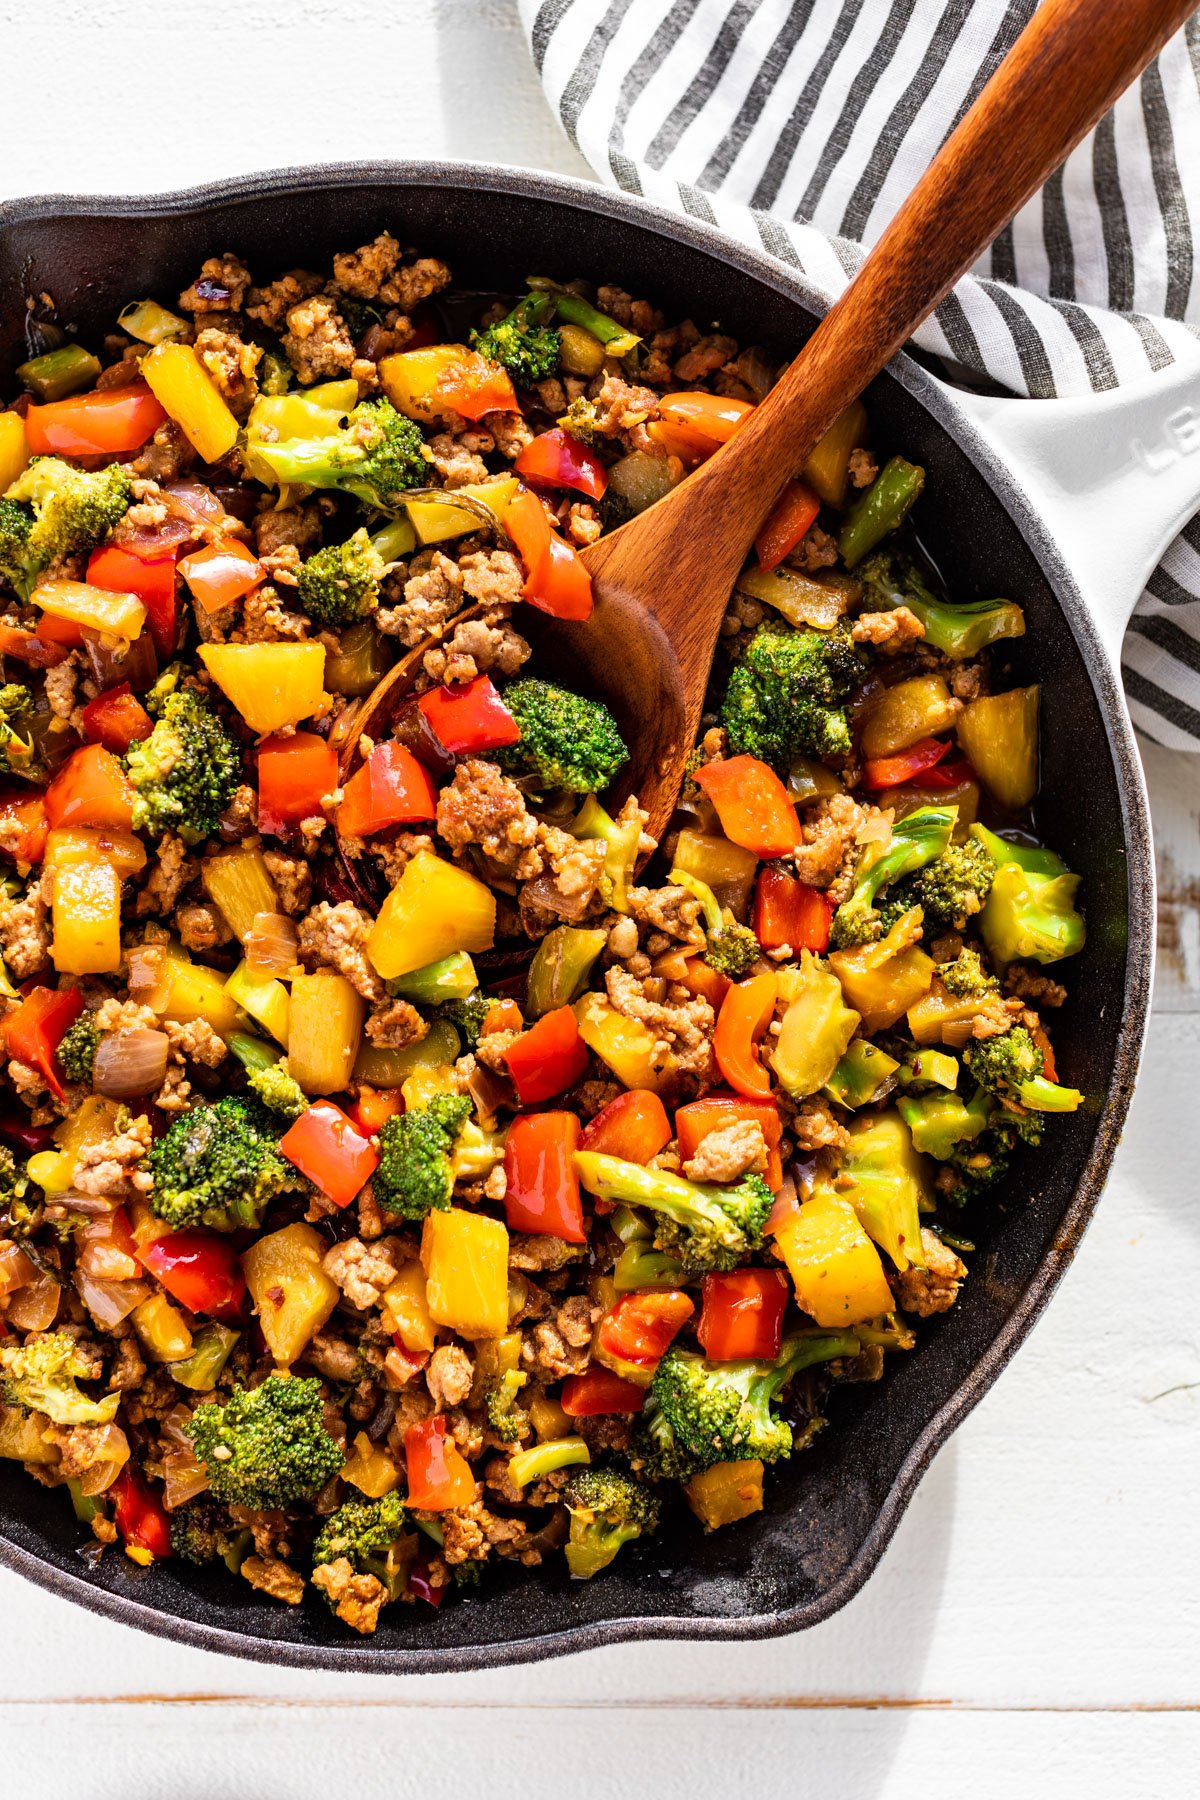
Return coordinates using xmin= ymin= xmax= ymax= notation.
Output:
xmin=0 ymin=162 xmax=1153 ymax=1673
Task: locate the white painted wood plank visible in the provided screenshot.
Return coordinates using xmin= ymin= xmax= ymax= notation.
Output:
xmin=2 ymin=1014 xmax=1194 ymax=1707
xmin=2 ymin=1703 xmax=1197 ymax=1800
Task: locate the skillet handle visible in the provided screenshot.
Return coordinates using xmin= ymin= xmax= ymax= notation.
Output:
xmin=942 ymin=351 xmax=1200 ymax=668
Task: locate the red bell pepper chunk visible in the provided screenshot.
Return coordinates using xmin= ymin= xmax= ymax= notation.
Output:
xmin=435 ymin=351 xmax=517 ymax=421
xmin=653 ymin=392 xmax=754 ymax=464
xmin=44 ymin=743 xmax=135 ymax=832
xmin=755 ymin=478 xmax=821 ymax=571
xmin=4 ymin=986 xmax=84 ymax=1101
xmin=24 ymin=385 xmax=166 ymax=458
xmin=505 ymin=487 xmax=593 ymax=621
xmin=81 ymin=683 xmax=154 ymax=754
xmin=596 ymin=1289 xmax=694 ymax=1370
xmin=578 ymin=1089 xmax=672 ymax=1164
xmin=696 ymin=1268 xmax=789 ymax=1361
xmin=417 ymin=674 xmax=520 ymax=756
xmin=257 ymin=731 xmax=340 ymax=835
xmin=280 ymin=1101 xmax=379 ymax=1210
xmin=0 ymin=622 xmax=70 ymax=668
xmin=561 ymin=1367 xmax=648 ymax=1417
xmin=503 ymin=1110 xmax=585 ymax=1242
xmin=753 ymin=866 xmax=831 ymax=954
xmin=178 ymin=537 xmax=263 ymax=615
xmin=347 ymin=1085 xmax=405 ymax=1136
xmin=915 ymin=754 xmax=977 ymax=791
xmin=696 ymin=755 xmax=800 ymax=858
xmin=404 ymin=1414 xmax=477 ymax=1510
xmin=109 ymin=1464 xmax=172 ymax=1560
xmin=713 ymin=970 xmax=777 ymax=1100
xmin=515 ymin=427 xmax=608 ymax=499
xmin=504 ymin=1006 xmax=589 ymax=1106
xmin=34 ymin=611 xmax=85 ymax=649
xmin=88 ymin=545 xmax=178 ymax=662
xmin=861 ymin=735 xmax=953 ymax=792
xmin=141 ymin=1229 xmax=247 ymax=1323
xmin=482 ymin=998 xmax=523 ymax=1035
xmin=675 ymin=1092 xmax=784 ymax=1191
xmin=336 ymin=741 xmax=439 ymax=838
xmin=0 ymin=790 xmax=48 ymax=865
xmin=676 ymin=955 xmax=731 ymax=1011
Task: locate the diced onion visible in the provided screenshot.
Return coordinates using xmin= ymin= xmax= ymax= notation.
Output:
xmin=0 ymin=1240 xmax=35 ymax=1300
xmin=77 ymin=1215 xmax=140 ymax=1282
xmin=74 ymin=1271 xmax=149 ymax=1329
xmin=84 ymin=628 xmax=158 ymax=695
xmin=93 ymin=1029 xmax=170 ymax=1099
xmin=162 ymin=1448 xmax=209 ymax=1509
xmin=6 ymin=1272 xmax=61 ymax=1332
xmin=76 ymin=1426 xmax=131 ymax=1496
xmin=246 ymin=911 xmax=299 ymax=978
xmin=125 ymin=943 xmax=166 ymax=995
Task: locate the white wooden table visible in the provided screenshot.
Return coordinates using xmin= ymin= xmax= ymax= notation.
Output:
xmin=2 ymin=4 xmax=1197 ymax=1793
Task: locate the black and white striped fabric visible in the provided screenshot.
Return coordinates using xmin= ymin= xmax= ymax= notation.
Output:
xmin=519 ymin=0 xmax=1200 ymax=750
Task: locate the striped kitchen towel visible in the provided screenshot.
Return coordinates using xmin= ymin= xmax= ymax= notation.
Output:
xmin=519 ymin=0 xmax=1200 ymax=751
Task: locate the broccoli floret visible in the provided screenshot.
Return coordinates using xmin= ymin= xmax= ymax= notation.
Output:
xmin=438 ymin=993 xmax=492 ymax=1052
xmin=170 ymin=1499 xmax=248 ymax=1570
xmin=0 ymin=683 xmax=34 ymax=772
xmin=247 ymin=1062 xmax=309 ymax=1121
xmin=599 ymin=489 xmax=634 ymax=533
xmin=0 ymin=1143 xmax=30 ymax=1224
xmin=857 ymin=549 xmax=1026 ymax=659
xmin=0 ymin=457 xmax=130 ymax=600
xmin=563 ymin=1467 xmax=660 ymax=1579
xmin=125 ymin=685 xmax=241 ymax=845
xmin=313 ymin=1490 xmax=407 ymax=1572
xmin=0 ymin=1330 xmax=120 ymax=1425
xmin=939 ymin=946 xmax=998 ymax=998
xmin=374 ymin=1094 xmax=472 ymax=1222
xmin=888 ymin=838 xmax=996 ymax=933
xmin=704 ymin=920 xmax=760 ymax=979
xmin=484 ymin=1369 xmax=529 ymax=1443
xmin=55 ymin=1014 xmax=99 ymax=1083
xmin=945 ymin=1127 xmax=1015 ymax=1194
xmin=496 ymin=678 xmax=629 ymax=794
xmin=648 ymin=1331 xmax=861 ymax=1471
xmin=558 ymin=395 xmax=606 ymax=448
xmin=471 ymin=293 xmax=561 ymax=384
xmin=249 ymin=398 xmax=428 ymax=510
xmin=633 ymin=1386 xmax=708 ymax=1483
xmin=963 ymin=1025 xmax=1043 ymax=1098
xmin=296 ymin=527 xmax=386 ymax=628
xmin=829 ymin=804 xmax=957 ymax=949
xmin=720 ymin=621 xmax=864 ymax=764
xmin=188 ymin=1375 xmax=343 ymax=1509
xmin=147 ymin=1095 xmax=300 ymax=1233
xmin=575 ymin=1152 xmax=773 ymax=1273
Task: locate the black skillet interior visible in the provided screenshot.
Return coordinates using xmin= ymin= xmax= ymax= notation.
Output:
xmin=0 ymin=167 xmax=1149 ymax=1672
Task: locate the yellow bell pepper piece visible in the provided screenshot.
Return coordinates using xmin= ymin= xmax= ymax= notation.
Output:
xmin=802 ymin=399 xmax=868 ymax=508
xmin=44 ymin=827 xmax=146 ymax=879
xmin=55 ymin=1096 xmax=122 ymax=1167
xmin=26 ymin=1151 xmax=74 ymax=1195
xmin=142 ymin=342 xmax=239 ymax=463
xmin=354 ymin=1018 xmax=461 ymax=1089
xmin=956 ymin=685 xmax=1039 ymax=811
xmin=378 ymin=344 xmax=470 ymax=421
xmin=405 ymin=477 xmax=519 ymax=546
xmin=530 ymin=1394 xmax=572 ymax=1442
xmin=829 ymin=915 xmax=935 ymax=1034
xmin=774 ymin=1191 xmax=893 ymax=1327
xmin=684 ymin=1459 xmax=765 ymax=1530
xmin=341 ymin=1429 xmax=401 ymax=1499
xmin=201 ymin=847 xmax=279 ymax=944
xmin=288 ymin=970 xmax=364 ymax=1094
xmin=0 ymin=411 xmax=31 ymax=493
xmin=860 ymin=674 xmax=960 ymax=759
xmin=51 ymin=856 xmax=121 ymax=974
xmin=421 ymin=1207 xmax=509 ymax=1341
xmin=770 ymin=952 xmax=860 ymax=1097
xmin=671 ymin=827 xmax=759 ymax=917
xmin=242 ymin=1222 xmax=340 ymax=1366
xmin=381 ymin=1260 xmax=436 ymax=1354
xmin=837 ymin=1111 xmax=928 ymax=1273
xmin=131 ymin=1293 xmax=194 ymax=1363
xmin=31 ymin=579 xmax=145 ymax=643
xmin=907 ymin=978 xmax=991 ymax=1048
xmin=574 ymin=991 xmax=668 ymax=1092
xmin=225 ymin=960 xmax=290 ymax=1046
xmin=199 ymin=642 xmax=326 ymax=736
xmin=367 ymin=850 xmax=496 ymax=980
xmin=148 ymin=948 xmax=241 ymax=1038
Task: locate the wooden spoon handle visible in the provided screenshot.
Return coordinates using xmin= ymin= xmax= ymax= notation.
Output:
xmin=618 ymin=0 xmax=1196 ymax=587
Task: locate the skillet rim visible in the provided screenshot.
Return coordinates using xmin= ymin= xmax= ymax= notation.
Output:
xmin=0 ymin=159 xmax=1154 ymax=1673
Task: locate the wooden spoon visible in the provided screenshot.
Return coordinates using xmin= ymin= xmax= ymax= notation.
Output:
xmin=534 ymin=0 xmax=1196 ymax=842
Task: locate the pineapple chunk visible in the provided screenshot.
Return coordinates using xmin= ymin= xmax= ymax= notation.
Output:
xmin=242 ymin=1222 xmax=339 ymax=1366
xmin=51 ymin=856 xmax=121 ymax=974
xmin=574 ymin=992 xmax=668 ymax=1092
xmin=142 ymin=341 xmax=239 ymax=462
xmin=378 ymin=344 xmax=468 ymax=422
xmin=288 ymin=971 xmax=364 ymax=1093
xmin=773 ymin=1192 xmax=893 ymax=1328
xmin=381 ymin=1260 xmax=436 ymax=1354
xmin=131 ymin=1293 xmax=194 ymax=1363
xmin=421 ymin=1208 xmax=509 ymax=1341
xmin=0 ymin=412 xmax=30 ymax=492
xmin=341 ymin=1430 xmax=401 ymax=1499
xmin=148 ymin=948 xmax=240 ymax=1038
xmin=685 ymin=1460 xmax=765 ymax=1530
xmin=45 ymin=827 xmax=146 ymax=879
xmin=31 ymin=579 xmax=146 ymax=642
xmin=367 ymin=850 xmax=496 ymax=980
xmin=199 ymin=642 xmax=326 ymax=736
xmin=0 ymin=1406 xmax=57 ymax=1464
xmin=201 ymin=847 xmax=279 ymax=944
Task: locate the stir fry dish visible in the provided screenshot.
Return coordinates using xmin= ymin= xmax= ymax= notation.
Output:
xmin=0 ymin=233 xmax=1086 ymax=1633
